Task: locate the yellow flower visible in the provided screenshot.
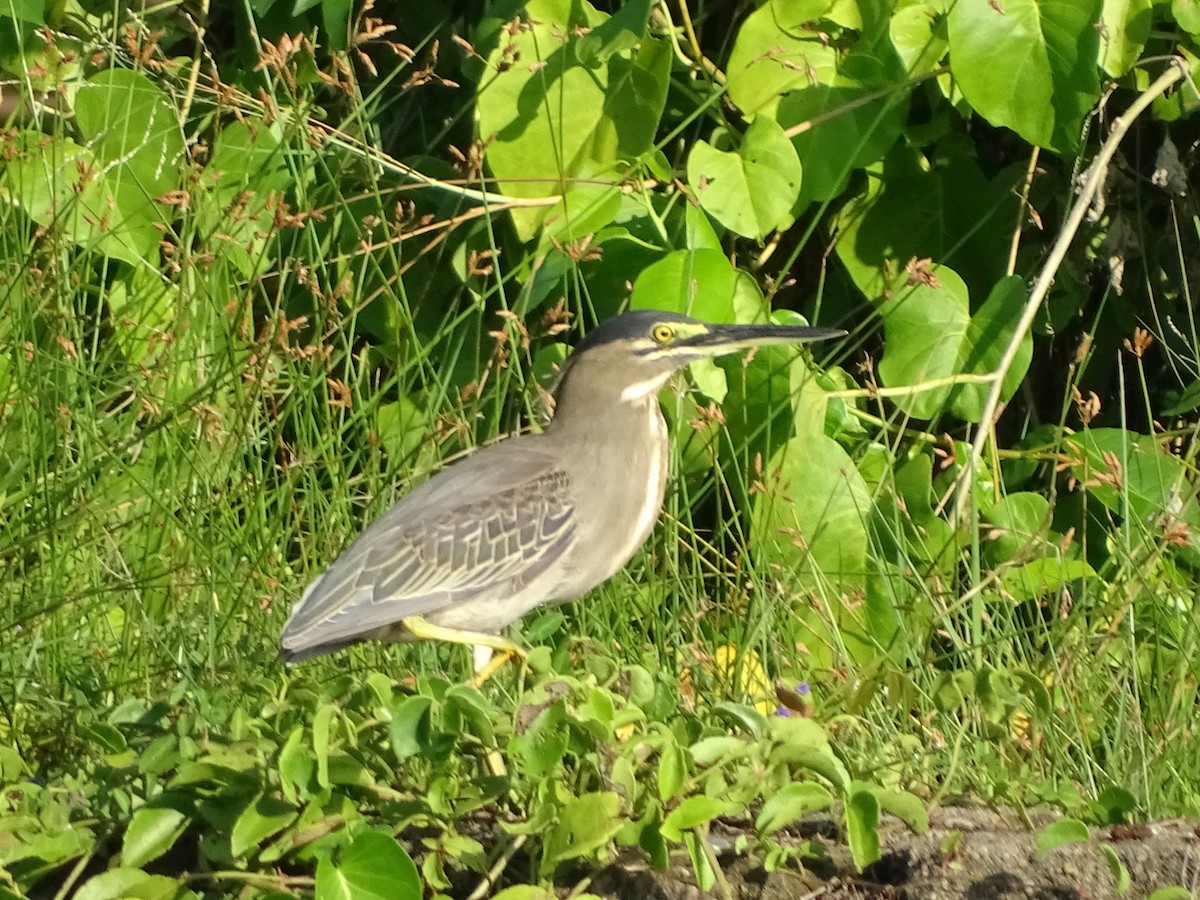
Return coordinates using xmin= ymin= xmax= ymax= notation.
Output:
xmin=711 ymin=643 xmax=775 ymax=715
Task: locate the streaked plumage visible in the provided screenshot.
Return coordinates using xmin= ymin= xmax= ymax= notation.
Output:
xmin=280 ymin=310 xmax=841 ymax=666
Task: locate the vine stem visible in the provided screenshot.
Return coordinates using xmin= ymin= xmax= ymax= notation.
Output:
xmin=950 ymin=57 xmax=1187 ymax=528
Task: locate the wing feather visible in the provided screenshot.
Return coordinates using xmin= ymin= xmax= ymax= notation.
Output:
xmin=281 ymin=443 xmax=575 ymax=656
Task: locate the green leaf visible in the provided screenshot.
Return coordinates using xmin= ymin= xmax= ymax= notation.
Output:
xmin=121 ymin=804 xmax=190 ymax=869
xmin=74 ymin=69 xmax=185 ymax=200
xmin=1034 ymin=818 xmax=1089 ymax=859
xmin=776 ymin=77 xmax=908 ymax=207
xmin=5 ymin=0 xmax=42 ymax=23
xmin=1064 ymin=429 xmax=1200 ymax=556
xmin=890 ymin=4 xmax=949 ymax=77
xmin=1094 ymin=787 xmax=1138 ymax=824
xmin=0 ymin=746 xmax=26 ymax=781
xmin=199 ymin=120 xmax=288 ymax=277
xmin=1148 ymin=889 xmax=1194 ymax=900
xmin=1162 ymin=376 xmax=1200 ymax=416
xmin=983 ymin=492 xmax=1050 ymax=564
xmin=660 ymin=796 xmax=726 ymax=842
xmin=768 ymin=717 xmax=849 ymax=790
xmin=833 ymin=143 xmax=1017 ymax=303
xmin=1 ymin=134 xmax=150 ymax=265
xmin=312 ymin=703 xmax=335 ymax=789
xmin=750 ymin=433 xmax=871 ymax=591
xmin=477 ymin=0 xmax=669 ymax=240
xmin=683 ymin=831 xmax=717 ymax=892
xmin=510 ymin=702 xmax=569 ymax=777
xmin=315 ymin=830 xmax=420 ymax=900
xmin=726 ymin=0 xmax=839 ymax=115
xmin=1100 ymin=843 xmax=1131 ymax=893
xmin=491 ymin=888 xmax=558 ymax=900
xmin=68 ymin=69 xmax=183 ymax=267
xmin=321 ymin=0 xmax=353 ymax=49
xmin=844 ymin=790 xmax=881 ymax=870
xmin=710 ymin=701 xmax=768 ymax=736
xmin=445 ymin=685 xmax=497 ymax=745
xmin=947 ymin=0 xmax=1101 ymax=151
xmin=877 ymin=269 xmax=962 ymax=419
xmin=138 ymin=735 xmax=179 ymax=776
xmin=278 ymin=726 xmax=312 ymax=803
xmin=1014 ymin=670 xmax=1053 ymax=716
xmin=755 ymin=782 xmax=834 ymax=835
xmin=657 ymin=740 xmax=686 ymax=801
xmin=541 ymin=792 xmax=624 ymax=873
xmin=687 ymin=116 xmax=801 ymax=239
xmin=877 ymin=270 xmax=1031 ymax=422
xmin=630 ymin=248 xmax=767 ymax=325
xmin=389 ymin=696 xmax=433 ymax=760
xmin=1100 ymin=0 xmax=1152 ymax=76
xmin=74 ymin=869 xmax=184 ymax=900
xmin=1174 ymin=0 xmax=1200 ymax=34
xmin=947 ymin=276 xmax=1034 ymax=421
xmin=206 ymin=120 xmax=288 ymax=197
xmin=575 ymin=0 xmax=652 ymax=64
xmin=856 ymin=785 xmax=930 ymax=834
xmin=79 ymin=722 xmax=128 ymax=754
xmin=639 ymin=814 xmax=670 ymax=869
xmin=376 ymin=397 xmax=433 ymax=467
xmin=688 ymin=736 xmax=747 ymax=767
xmin=230 ymin=795 xmax=298 ymax=859
xmin=999 ymin=558 xmax=1096 ymax=603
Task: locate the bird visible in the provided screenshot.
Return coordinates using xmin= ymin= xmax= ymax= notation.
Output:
xmin=280 ymin=309 xmax=843 ymax=684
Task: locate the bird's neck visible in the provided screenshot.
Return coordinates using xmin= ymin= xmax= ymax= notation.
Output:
xmin=543 ymin=361 xmax=673 ymax=579
xmin=547 ymin=366 xmax=671 ymax=444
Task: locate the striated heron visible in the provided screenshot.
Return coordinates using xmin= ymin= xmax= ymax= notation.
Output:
xmin=281 ymin=310 xmax=843 ymax=683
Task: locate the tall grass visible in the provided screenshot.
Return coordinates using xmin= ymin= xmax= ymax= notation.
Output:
xmin=3 ymin=20 xmax=1200 ymax=823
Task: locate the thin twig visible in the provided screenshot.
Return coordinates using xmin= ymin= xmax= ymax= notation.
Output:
xmin=189 ymin=80 xmax=561 ymax=208
xmin=825 ymin=372 xmax=996 ymax=399
xmin=1006 ymin=146 xmax=1040 ymax=276
xmin=179 ymin=0 xmax=209 ymax=125
xmin=468 ymin=833 xmax=528 ymax=900
xmin=674 ymin=0 xmax=726 ymax=83
xmin=950 ymin=58 xmax=1187 ymax=528
xmin=783 ymin=67 xmax=946 ymax=139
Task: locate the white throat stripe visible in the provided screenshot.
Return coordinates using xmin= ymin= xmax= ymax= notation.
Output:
xmin=620 ymin=373 xmax=671 ymax=402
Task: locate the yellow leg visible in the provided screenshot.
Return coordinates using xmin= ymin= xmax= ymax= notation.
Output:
xmin=402 ymin=616 xmax=526 ymax=687
xmin=471 ymin=649 xmax=519 ymax=689
xmin=403 ymin=616 xmax=525 ymax=656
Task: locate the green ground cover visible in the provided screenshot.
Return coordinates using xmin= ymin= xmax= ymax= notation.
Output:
xmin=3 ymin=0 xmax=1200 ymax=896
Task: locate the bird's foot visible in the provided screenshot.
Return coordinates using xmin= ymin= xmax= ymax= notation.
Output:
xmin=470 ymin=648 xmax=523 ymax=689
xmin=401 ymin=615 xmax=526 ymax=688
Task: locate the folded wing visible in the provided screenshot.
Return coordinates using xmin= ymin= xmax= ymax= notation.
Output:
xmin=281 ymin=445 xmax=576 ymax=659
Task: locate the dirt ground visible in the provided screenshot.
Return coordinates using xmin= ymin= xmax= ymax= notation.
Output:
xmin=582 ymin=808 xmax=1200 ymax=899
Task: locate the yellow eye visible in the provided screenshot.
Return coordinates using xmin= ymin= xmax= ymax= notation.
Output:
xmin=651 ymin=324 xmax=675 ymax=344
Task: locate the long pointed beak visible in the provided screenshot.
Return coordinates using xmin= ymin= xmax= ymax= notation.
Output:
xmin=679 ymin=322 xmax=845 ymax=356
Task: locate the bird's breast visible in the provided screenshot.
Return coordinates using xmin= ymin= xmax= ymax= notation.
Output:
xmin=590 ymin=398 xmax=670 ymax=580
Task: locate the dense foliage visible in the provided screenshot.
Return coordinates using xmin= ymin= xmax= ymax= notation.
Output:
xmin=3 ymin=0 xmax=1200 ymax=896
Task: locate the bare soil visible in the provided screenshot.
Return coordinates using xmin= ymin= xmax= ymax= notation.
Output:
xmin=583 ymin=808 xmax=1200 ymax=899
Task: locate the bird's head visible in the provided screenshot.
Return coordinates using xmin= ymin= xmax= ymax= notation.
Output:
xmin=558 ymin=309 xmax=844 ymax=404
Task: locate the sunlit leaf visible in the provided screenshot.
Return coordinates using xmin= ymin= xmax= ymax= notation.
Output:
xmin=948 ymin=0 xmax=1101 ymax=151
xmin=1034 ymin=818 xmax=1090 ymax=859
xmin=755 ymin=782 xmax=834 ymax=835
xmin=315 ymin=830 xmax=420 ymax=900
xmin=660 ymin=796 xmax=726 ymax=841
xmin=687 ymin=116 xmax=801 ymax=239
xmin=844 ymin=790 xmax=881 ymax=870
